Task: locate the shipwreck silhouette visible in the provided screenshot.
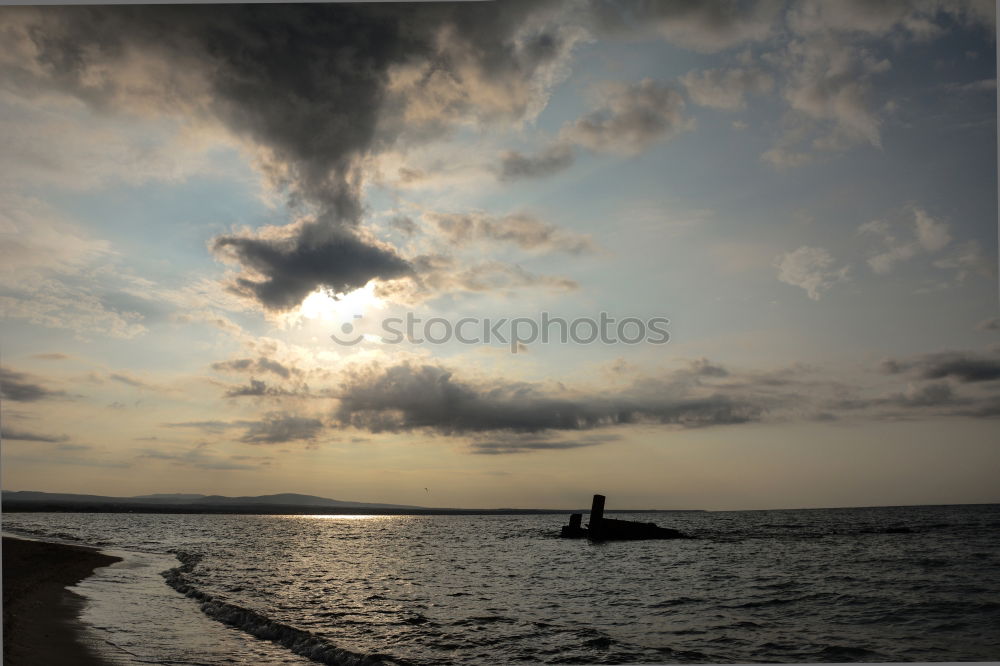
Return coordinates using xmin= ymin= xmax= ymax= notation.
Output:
xmin=560 ymin=494 xmax=691 ymax=541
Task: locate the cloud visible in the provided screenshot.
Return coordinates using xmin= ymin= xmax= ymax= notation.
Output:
xmin=0 ymin=194 xmax=113 ymax=276
xmin=31 ymin=353 xmax=71 ymax=360
xmin=977 ymin=317 xmax=1000 ymax=332
xmin=760 ymin=146 xmax=815 ymax=169
xmin=0 ymin=367 xmax=67 ymax=402
xmin=498 ymin=143 xmax=576 ymax=180
xmin=1 ymin=427 xmax=69 ymax=443
xmin=688 ymin=357 xmax=729 ymax=377
xmin=881 ymin=351 xmax=1000 ymax=383
xmin=499 ymin=78 xmax=692 ymax=172
xmin=773 ymin=246 xmax=849 ymax=299
xmin=240 ymin=412 xmax=324 ymax=444
xmin=680 ymin=66 xmax=774 ymax=110
xmin=5 ymin=4 xmax=591 ymax=312
xmin=212 ymin=219 xmax=412 ymax=312
xmin=109 ymin=372 xmax=155 ymax=390
xmin=212 ymin=356 xmax=297 ymax=379
xmin=469 ymin=432 xmax=621 ymax=455
xmin=588 ymin=0 xmax=783 ymax=52
xmin=388 ymin=216 xmax=418 ymax=237
xmin=0 ymin=275 xmax=148 ymax=340
xmin=224 ymin=379 xmax=305 ymax=399
xmin=563 ymin=79 xmax=692 ymax=155
xmin=424 ymin=211 xmax=596 ymax=254
xmin=162 ymin=420 xmax=238 ymax=434
xmin=780 ymin=34 xmax=891 ymax=150
xmin=786 ymin=0 xmax=994 ymax=38
xmin=138 ymin=445 xmax=273 ymax=470
xmin=163 ymin=413 xmax=324 ymax=443
xmin=333 ymin=361 xmax=765 ymax=436
xmin=758 ymin=2 xmax=993 ymax=165
xmin=945 ymin=78 xmax=998 ymax=93
xmin=374 ymin=256 xmax=578 ymax=305
xmin=932 ymin=240 xmax=994 ymax=283
xmin=860 ymin=208 xmax=952 ymax=274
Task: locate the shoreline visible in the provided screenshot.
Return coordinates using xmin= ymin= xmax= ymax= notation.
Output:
xmin=2 ymin=536 xmax=122 ymax=666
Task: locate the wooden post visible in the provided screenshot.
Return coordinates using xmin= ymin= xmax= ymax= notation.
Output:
xmin=569 ymin=513 xmax=582 ymax=529
xmin=590 ymin=494 xmax=605 ymax=524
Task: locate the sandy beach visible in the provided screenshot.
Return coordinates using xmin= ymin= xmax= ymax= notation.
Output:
xmin=3 ymin=536 xmax=121 ymax=666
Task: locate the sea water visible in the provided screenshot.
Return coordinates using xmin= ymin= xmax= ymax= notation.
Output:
xmin=4 ymin=505 xmax=999 ymax=664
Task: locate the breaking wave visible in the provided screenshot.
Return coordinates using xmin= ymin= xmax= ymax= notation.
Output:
xmin=162 ymin=551 xmax=408 ymax=666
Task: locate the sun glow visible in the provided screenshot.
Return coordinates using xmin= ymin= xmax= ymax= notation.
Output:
xmin=297 ymin=282 xmax=385 ymax=323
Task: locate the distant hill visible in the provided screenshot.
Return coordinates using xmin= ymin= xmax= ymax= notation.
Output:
xmin=1 ymin=490 xmax=425 ymax=510
xmin=1 ymin=490 xmax=705 ymax=516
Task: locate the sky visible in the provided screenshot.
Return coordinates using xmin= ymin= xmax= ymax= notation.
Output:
xmin=0 ymin=0 xmax=997 ymax=511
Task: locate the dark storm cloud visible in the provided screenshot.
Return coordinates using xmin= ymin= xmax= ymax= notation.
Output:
xmin=1 ymin=427 xmax=68 ymax=443
xmin=6 ymin=2 xmax=580 ymax=311
xmin=880 ymin=351 xmax=1000 ymax=383
xmin=0 ymin=367 xmax=66 ymax=402
xmin=498 ymin=143 xmax=576 ymax=180
xmin=334 ymin=362 xmax=764 ymax=435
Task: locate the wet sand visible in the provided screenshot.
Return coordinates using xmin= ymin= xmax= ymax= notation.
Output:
xmin=3 ymin=536 xmax=121 ymax=666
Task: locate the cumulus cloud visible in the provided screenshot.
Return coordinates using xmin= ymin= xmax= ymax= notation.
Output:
xmin=761 ymin=2 xmax=993 ymax=165
xmin=425 ymin=211 xmax=595 ymax=254
xmin=495 ymin=78 xmax=689 ymax=178
xmin=680 ymin=66 xmax=774 ymax=110
xmin=5 ymin=3 xmax=589 ymax=312
xmin=564 ymin=79 xmax=692 ymax=155
xmin=211 ymin=220 xmax=412 ymax=312
xmin=781 ymin=35 xmax=891 ymax=150
xmin=774 ymin=246 xmax=849 ymax=300
xmin=333 ymin=361 xmax=765 ymax=437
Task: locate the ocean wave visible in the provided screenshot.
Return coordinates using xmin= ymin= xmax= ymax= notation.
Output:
xmin=162 ymin=551 xmax=408 ymax=666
